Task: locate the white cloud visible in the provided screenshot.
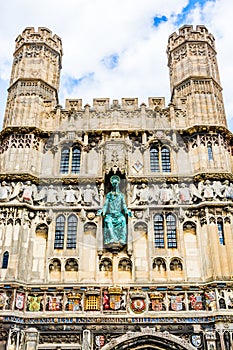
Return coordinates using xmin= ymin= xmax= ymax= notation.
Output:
xmin=0 ymin=0 xmax=233 ymax=130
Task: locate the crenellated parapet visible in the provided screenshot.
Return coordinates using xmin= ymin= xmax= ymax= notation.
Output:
xmin=167 ymin=25 xmax=226 ymax=127
xmin=4 ymin=28 xmax=63 ymax=129
xmin=167 ymin=25 xmax=215 ymax=52
xmin=15 ymin=27 xmax=63 ymax=55
xmin=65 ymin=97 xmax=166 ymax=112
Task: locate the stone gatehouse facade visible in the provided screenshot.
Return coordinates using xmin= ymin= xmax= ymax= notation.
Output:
xmin=0 ymin=25 xmax=232 ymax=350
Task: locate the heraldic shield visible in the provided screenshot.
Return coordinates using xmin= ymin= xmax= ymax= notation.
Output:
xmin=191 ymin=334 xmax=202 ymax=348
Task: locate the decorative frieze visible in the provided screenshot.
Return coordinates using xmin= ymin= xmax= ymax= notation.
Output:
xmin=0 ymin=133 xmax=40 ymax=154
xmin=0 ymin=285 xmax=232 ymax=314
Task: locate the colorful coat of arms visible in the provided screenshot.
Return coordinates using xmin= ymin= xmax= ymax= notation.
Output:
xmin=226 ymin=290 xmax=233 ymax=308
xmin=66 ymin=293 xmax=82 ymax=311
xmin=191 ymin=334 xmax=202 ymax=348
xmin=107 ymin=286 xmax=123 ymax=311
xmin=48 ymin=295 xmax=62 ymax=311
xmin=28 ymin=295 xmax=43 ymax=312
xmin=109 ymin=294 xmax=122 ymax=310
xmin=189 ymin=293 xmax=203 ymax=310
xmin=95 ymin=335 xmax=105 ymax=348
xmin=0 ymin=292 xmax=7 ymax=309
xmin=103 ymin=291 xmax=110 ymax=310
xmin=170 ymin=295 xmax=183 ymax=311
xmin=130 ymin=290 xmax=147 ymax=314
xmin=149 ymin=292 xmax=164 ymax=311
xmin=204 ymin=290 xmax=216 ymax=310
xmin=15 ymin=293 xmax=25 ymax=310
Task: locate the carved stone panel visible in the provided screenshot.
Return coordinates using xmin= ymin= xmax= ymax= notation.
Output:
xmin=104 ymin=141 xmax=127 ymax=174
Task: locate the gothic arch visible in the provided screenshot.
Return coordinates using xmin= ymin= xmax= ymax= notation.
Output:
xmin=101 ymin=330 xmax=196 ymax=350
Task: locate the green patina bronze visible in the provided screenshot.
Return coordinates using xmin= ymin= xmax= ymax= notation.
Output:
xmin=98 ymin=176 xmax=132 ymax=246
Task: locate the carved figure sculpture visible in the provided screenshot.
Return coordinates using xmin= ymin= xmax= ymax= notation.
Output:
xmin=46 ymin=185 xmax=58 ymax=204
xmin=189 ymin=183 xmax=202 ymax=202
xmin=0 ymin=181 xmax=11 ymax=202
xmin=97 ymin=175 xmax=132 ymax=247
xmin=131 ymin=183 xmax=150 ymax=205
xmin=9 ymin=182 xmax=23 ymax=201
xmin=203 ymin=180 xmax=214 ymax=200
xmin=222 ymin=180 xmax=233 ymax=200
xmin=22 ymin=181 xmax=36 ymax=204
xmin=64 ymin=185 xmax=78 ymax=205
xmin=158 ymin=183 xmax=173 ymax=204
xmin=150 ymin=184 xmax=160 ymax=203
xmin=178 ymin=183 xmax=192 ymax=203
xmin=212 ymin=181 xmax=224 ymax=199
xmin=33 ymin=186 xmax=47 ymax=203
xmin=82 ymin=184 xmax=100 ymax=206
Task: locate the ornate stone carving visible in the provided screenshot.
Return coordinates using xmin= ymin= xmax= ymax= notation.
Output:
xmin=104 ymin=141 xmax=127 ymax=174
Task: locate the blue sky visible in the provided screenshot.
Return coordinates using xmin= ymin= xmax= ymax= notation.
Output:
xmin=0 ymin=0 xmax=233 ymax=130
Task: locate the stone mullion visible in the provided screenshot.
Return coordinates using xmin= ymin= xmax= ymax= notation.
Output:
xmin=178 ymin=219 xmax=187 ymax=281
xmin=112 ymin=255 xmax=118 ymax=285
xmin=208 ymin=224 xmax=222 ymax=278
xmin=223 ymin=222 xmax=233 ymax=278
xmin=148 ymin=216 xmax=154 ymax=282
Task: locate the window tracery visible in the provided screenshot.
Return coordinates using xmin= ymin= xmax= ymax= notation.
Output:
xmin=118 ymin=258 xmax=132 ymax=271
xmin=150 ymin=145 xmax=171 ymax=172
xmin=99 ymin=258 xmax=112 ymax=272
xmin=170 ymin=258 xmax=183 ymax=271
xmin=65 ymin=258 xmax=79 ymax=271
xmin=217 ymin=219 xmax=225 ymax=246
xmin=154 ymin=213 xmax=177 ymax=248
xmin=54 ymin=214 xmax=78 ymax=250
xmin=2 ymin=251 xmax=9 ymax=269
xmin=60 ymin=145 xmax=81 ymax=174
xmin=152 ymin=258 xmax=166 ymax=271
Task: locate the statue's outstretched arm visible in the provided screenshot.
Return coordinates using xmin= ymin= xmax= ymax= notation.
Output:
xmin=97 ymin=196 xmax=108 ymax=216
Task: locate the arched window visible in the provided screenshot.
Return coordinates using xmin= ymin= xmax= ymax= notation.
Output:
xmin=170 ymin=258 xmax=183 ymax=271
xmin=166 ymin=214 xmax=177 ymax=248
xmin=60 ymin=146 xmax=81 ymax=174
xmin=154 ymin=213 xmax=177 ymax=249
xmin=67 ymin=215 xmax=77 ymax=249
xmin=54 ymin=215 xmax=65 ymax=249
xmin=54 ymin=214 xmax=78 ymax=250
xmin=60 ymin=148 xmax=70 ymax=174
xmin=150 ymin=145 xmax=171 ymax=173
xmin=217 ymin=221 xmax=225 ymax=245
xmin=71 ymin=147 xmax=81 ymax=174
xmin=2 ymin=251 xmax=9 ymax=269
xmin=154 ymin=214 xmax=165 ymax=248
xmin=118 ymin=258 xmax=132 ymax=271
xmin=161 ymin=147 xmax=171 ymax=172
xmin=99 ymin=258 xmax=112 ymax=272
xmin=65 ymin=258 xmax=78 ymax=271
xmin=207 ymin=143 xmax=213 ymax=161
xmin=150 ymin=147 xmax=159 ymax=172
xmin=153 ymin=257 xmax=166 ymax=271
xmin=49 ymin=258 xmax=61 ymax=272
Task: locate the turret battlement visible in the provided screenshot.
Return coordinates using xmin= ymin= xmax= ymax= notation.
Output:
xmin=15 ymin=27 xmax=63 ymax=54
xmin=167 ymin=25 xmax=215 ymax=52
xmin=65 ymin=97 xmax=166 ymax=112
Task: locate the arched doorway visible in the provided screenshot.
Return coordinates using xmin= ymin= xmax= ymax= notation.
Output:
xmin=101 ymin=330 xmax=196 ymax=350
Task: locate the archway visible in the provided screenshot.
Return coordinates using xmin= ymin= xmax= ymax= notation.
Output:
xmin=101 ymin=330 xmax=196 ymax=350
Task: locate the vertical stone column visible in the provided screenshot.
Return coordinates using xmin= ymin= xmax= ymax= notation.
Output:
xmin=207 ymin=225 xmax=222 ymax=278
xmin=82 ymin=329 xmax=91 ymax=350
xmin=6 ymin=327 xmax=21 ymax=350
xmin=96 ymin=216 xmax=103 ymax=255
xmin=205 ymin=330 xmax=217 ymax=350
xmin=112 ymin=254 xmax=119 ymax=285
xmin=224 ymin=223 xmax=233 ymax=276
xmin=24 ymin=328 xmax=39 ymax=350
xmin=218 ymin=331 xmax=226 ymax=350
xmin=127 ymin=216 xmax=133 ymax=255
